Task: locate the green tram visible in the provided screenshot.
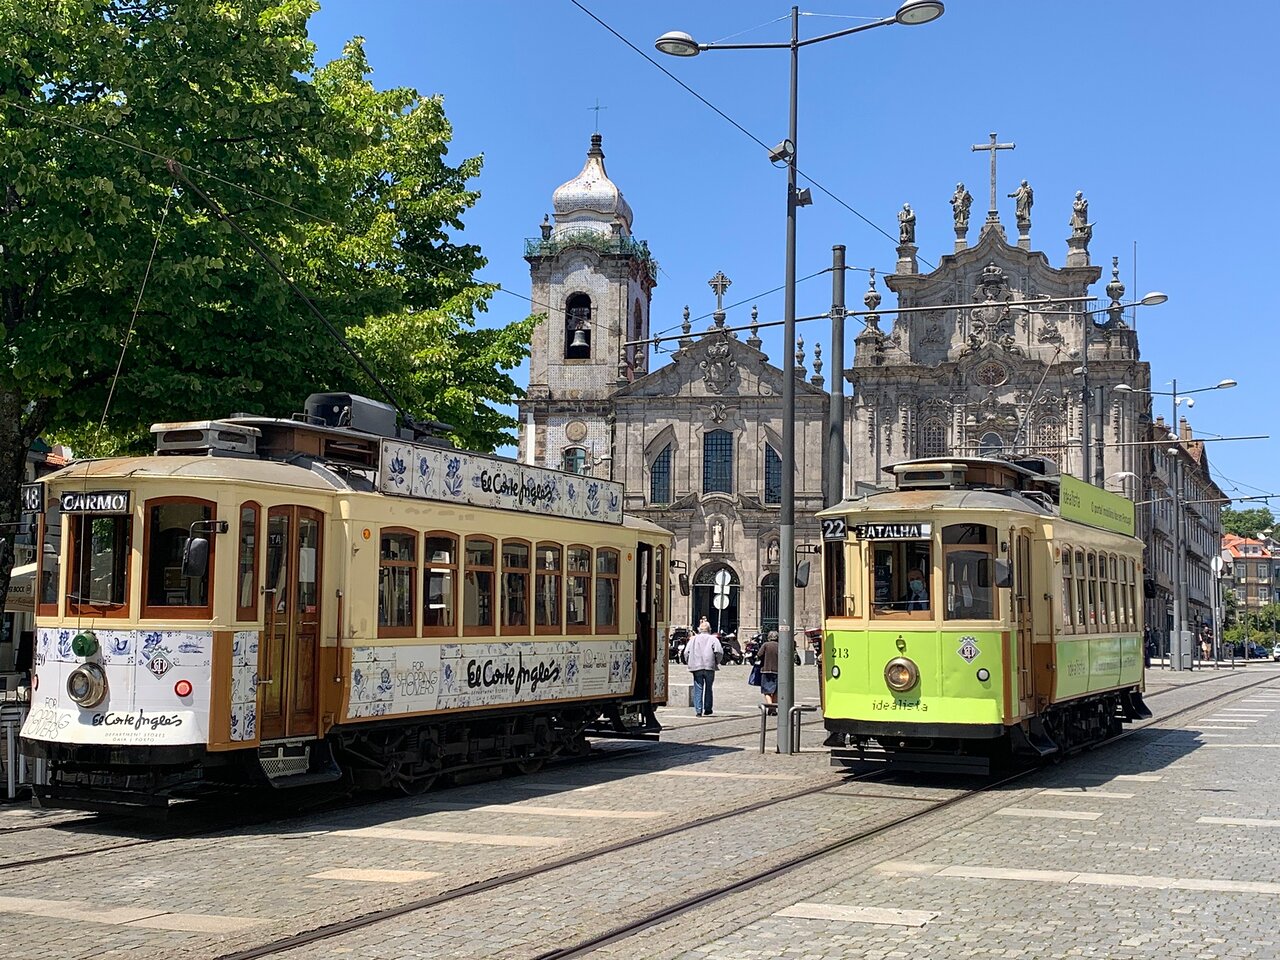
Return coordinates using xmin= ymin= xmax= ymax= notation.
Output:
xmin=818 ymin=457 xmax=1151 ymax=774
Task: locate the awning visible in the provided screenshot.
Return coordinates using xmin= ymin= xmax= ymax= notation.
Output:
xmin=5 ymin=563 xmax=36 ymax=614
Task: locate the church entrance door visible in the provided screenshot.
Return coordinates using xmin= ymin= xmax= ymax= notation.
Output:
xmin=693 ymin=563 xmax=740 ymax=636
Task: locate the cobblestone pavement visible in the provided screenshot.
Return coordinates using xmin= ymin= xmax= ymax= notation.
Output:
xmin=0 ymin=663 xmax=1275 ymax=960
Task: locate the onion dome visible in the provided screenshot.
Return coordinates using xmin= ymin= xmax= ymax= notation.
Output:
xmin=551 ymin=134 xmax=634 ymax=238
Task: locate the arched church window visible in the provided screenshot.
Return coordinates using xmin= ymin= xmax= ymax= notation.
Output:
xmin=630 ymin=300 xmax=645 ymax=374
xmin=919 ymin=417 xmax=947 ymax=458
xmin=562 ymin=447 xmax=587 ymax=475
xmin=703 ymin=430 xmax=733 ymax=495
xmin=650 ymin=444 xmax=672 ymax=506
xmin=564 ymin=293 xmax=592 ymax=359
xmin=977 ymin=432 xmax=1004 ymax=457
xmin=764 ymin=445 xmax=782 ymax=505
xmin=1034 ymin=417 xmax=1062 ymax=464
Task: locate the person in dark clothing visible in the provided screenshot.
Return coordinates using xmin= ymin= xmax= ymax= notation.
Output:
xmin=757 ymin=630 xmax=780 ymax=714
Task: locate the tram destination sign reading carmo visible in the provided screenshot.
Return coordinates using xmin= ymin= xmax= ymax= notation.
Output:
xmin=1058 ymin=474 xmax=1135 ymax=537
xmin=377 ymin=439 xmax=623 ymax=525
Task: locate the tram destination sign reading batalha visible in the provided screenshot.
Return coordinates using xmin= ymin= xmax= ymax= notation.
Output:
xmin=853 ymin=522 xmax=933 ymax=540
xmin=1058 ymin=474 xmax=1135 ymax=537
xmin=377 ymin=440 xmax=623 ymax=525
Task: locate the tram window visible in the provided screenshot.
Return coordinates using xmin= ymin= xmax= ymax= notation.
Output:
xmin=595 ymin=548 xmax=619 ymax=633
xmin=655 ymin=545 xmax=666 ymax=624
xmin=37 ymin=504 xmax=62 ymax=615
xmin=1074 ymin=550 xmax=1086 ymax=630
xmin=501 ymin=539 xmax=530 ymax=635
xmin=870 ymin=540 xmax=931 ymax=619
xmin=236 ymin=502 xmax=260 ymax=622
xmin=142 ymin=498 xmax=213 ymax=616
xmin=566 ymin=546 xmax=592 ymax=634
xmin=1086 ymin=552 xmax=1098 ymax=631
xmin=1096 ymin=552 xmax=1110 ymax=630
xmin=1128 ymin=560 xmax=1139 ymax=631
xmin=378 ymin=529 xmax=416 ymax=637
xmin=535 ymin=542 xmax=562 ymax=634
xmin=943 ymin=524 xmax=996 ymax=621
xmin=1060 ymin=546 xmax=1072 ymax=630
xmin=68 ymin=514 xmax=131 ymax=616
xmin=824 ymin=541 xmax=847 ymax=618
xmin=423 ymin=534 xmax=457 ymax=636
xmin=463 ymin=537 xmax=495 ymax=635
xmin=1109 ymin=556 xmax=1120 ymax=628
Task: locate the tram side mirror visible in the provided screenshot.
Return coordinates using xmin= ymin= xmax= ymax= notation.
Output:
xmin=795 ymin=560 xmax=811 ymax=589
xmin=677 ymin=573 xmax=690 ymax=596
xmin=994 ymin=560 xmax=1012 ymax=589
xmin=182 ymin=537 xmax=210 ymax=579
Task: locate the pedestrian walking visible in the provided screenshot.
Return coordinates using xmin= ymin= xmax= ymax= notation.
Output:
xmin=684 ymin=618 xmax=723 ymax=716
xmin=757 ymin=629 xmax=780 ymax=715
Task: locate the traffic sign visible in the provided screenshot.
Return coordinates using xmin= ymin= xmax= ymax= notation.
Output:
xmin=712 ymin=593 xmax=729 ymax=610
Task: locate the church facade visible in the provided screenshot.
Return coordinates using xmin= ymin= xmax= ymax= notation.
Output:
xmin=517 ymin=135 xmax=827 ymax=637
xmin=518 ymin=133 xmax=1178 ymax=643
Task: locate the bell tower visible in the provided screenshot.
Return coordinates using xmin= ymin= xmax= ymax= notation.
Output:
xmin=519 ymin=134 xmax=657 ymax=472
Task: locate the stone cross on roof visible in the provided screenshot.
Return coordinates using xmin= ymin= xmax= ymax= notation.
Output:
xmin=589 ymin=98 xmax=607 ymax=133
xmin=971 ymin=132 xmax=1015 ymax=224
xmin=708 ymin=271 xmax=732 ymax=328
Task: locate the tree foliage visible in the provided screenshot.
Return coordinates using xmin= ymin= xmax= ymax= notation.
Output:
xmin=1220 ymin=506 xmax=1275 ymax=539
xmin=0 ymin=0 xmax=535 ymax=604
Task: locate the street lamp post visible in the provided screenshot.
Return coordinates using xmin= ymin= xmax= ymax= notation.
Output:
xmin=1115 ymin=378 xmax=1238 ymax=670
xmin=1068 ymin=292 xmax=1168 ymax=487
xmin=657 ymin=1 xmax=944 ymax=754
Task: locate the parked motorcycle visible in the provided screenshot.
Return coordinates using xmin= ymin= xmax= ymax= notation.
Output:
xmin=743 ymin=630 xmax=766 ymax=662
xmin=719 ymin=631 xmax=745 ymax=665
xmin=668 ymin=627 xmax=689 ymax=663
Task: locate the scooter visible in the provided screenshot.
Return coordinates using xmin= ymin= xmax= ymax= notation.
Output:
xmin=719 ymin=632 xmax=745 ymax=665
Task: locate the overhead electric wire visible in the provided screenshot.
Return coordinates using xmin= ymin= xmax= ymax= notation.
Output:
xmin=566 ymin=0 xmax=935 ymax=269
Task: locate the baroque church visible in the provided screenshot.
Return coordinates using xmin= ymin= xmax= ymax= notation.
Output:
xmin=518 ymin=135 xmax=827 ymax=636
xmin=517 ymin=133 xmax=1155 ymax=636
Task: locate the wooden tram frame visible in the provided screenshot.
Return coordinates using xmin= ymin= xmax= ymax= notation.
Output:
xmin=22 ymin=400 xmax=672 ymax=808
xmin=818 ymin=457 xmax=1151 ymax=774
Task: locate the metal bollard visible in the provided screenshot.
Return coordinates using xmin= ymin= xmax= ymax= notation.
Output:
xmin=788 ymin=703 xmax=819 ymax=754
xmin=758 ymin=703 xmax=771 ymax=753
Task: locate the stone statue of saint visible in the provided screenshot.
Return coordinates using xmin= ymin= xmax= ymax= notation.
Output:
xmin=950 ymin=182 xmax=973 ymax=230
xmin=1007 ymin=179 xmax=1033 ymax=225
xmin=711 ymin=520 xmax=723 ymax=551
xmin=768 ymin=541 xmax=779 ymax=564
xmin=1070 ymin=190 xmax=1089 ymax=231
xmin=898 ymin=203 xmax=916 ymax=245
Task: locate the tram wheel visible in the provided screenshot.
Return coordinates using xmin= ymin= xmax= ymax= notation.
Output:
xmin=510 ymin=758 xmax=545 ymax=776
xmin=395 ymin=772 xmax=438 ymax=796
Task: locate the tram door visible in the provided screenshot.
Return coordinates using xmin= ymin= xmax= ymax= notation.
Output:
xmin=259 ymin=506 xmax=324 ymax=741
xmin=1014 ymin=531 xmax=1035 ymax=716
xmin=633 ymin=543 xmax=654 ymax=698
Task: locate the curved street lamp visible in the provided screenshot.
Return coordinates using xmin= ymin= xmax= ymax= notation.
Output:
xmin=656 ymin=2 xmax=944 ymax=753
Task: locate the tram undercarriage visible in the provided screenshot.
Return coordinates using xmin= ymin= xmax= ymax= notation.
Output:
xmin=828 ymin=688 xmax=1153 ymax=776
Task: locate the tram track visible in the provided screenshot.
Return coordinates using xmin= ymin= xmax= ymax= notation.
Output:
xmin=0 ymin=743 xmax=648 ymax=873
xmin=207 ymin=673 xmax=1279 ymax=960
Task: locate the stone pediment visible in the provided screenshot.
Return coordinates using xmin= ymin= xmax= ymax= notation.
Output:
xmin=616 ymin=330 xmax=826 ymax=401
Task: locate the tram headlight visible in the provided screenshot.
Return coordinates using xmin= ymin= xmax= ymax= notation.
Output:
xmin=67 ymin=663 xmax=108 ymax=708
xmin=884 ymin=657 xmax=919 ymax=693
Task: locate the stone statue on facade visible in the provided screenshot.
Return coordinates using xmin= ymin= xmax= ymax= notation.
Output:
xmin=1007 ymin=179 xmax=1033 ymax=227
xmin=711 ymin=520 xmax=723 ymax=551
xmin=950 ymin=182 xmax=973 ymax=230
xmin=898 ymin=203 xmax=916 ymax=245
xmin=768 ymin=540 xmax=779 ymax=564
xmin=1070 ymin=190 xmax=1092 ymax=242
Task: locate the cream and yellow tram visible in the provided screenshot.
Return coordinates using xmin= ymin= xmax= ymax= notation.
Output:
xmin=21 ymin=394 xmax=672 ymax=809
xmin=819 ymin=457 xmax=1151 ymax=773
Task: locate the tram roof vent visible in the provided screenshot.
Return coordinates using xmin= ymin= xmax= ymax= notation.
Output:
xmin=305 ymin=392 xmax=398 ymax=440
xmin=892 ymin=463 xmax=968 ymax=490
xmin=151 ymin=420 xmax=261 ymax=457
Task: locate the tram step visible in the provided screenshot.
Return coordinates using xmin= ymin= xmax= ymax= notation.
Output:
xmin=1122 ymin=691 xmax=1153 ymax=720
xmin=1011 ymin=718 xmax=1060 ymax=758
xmin=262 ymin=769 xmax=343 ymax=790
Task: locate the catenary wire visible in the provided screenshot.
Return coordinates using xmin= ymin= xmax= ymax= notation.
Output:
xmin=566 ymin=0 xmax=935 ymax=268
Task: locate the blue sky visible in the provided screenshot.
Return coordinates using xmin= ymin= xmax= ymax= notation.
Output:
xmin=309 ymin=1 xmax=1278 ymax=505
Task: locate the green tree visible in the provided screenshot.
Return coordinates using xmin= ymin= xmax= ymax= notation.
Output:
xmin=1220 ymin=506 xmax=1276 ymax=539
xmin=0 ymin=1 xmax=533 ymax=603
